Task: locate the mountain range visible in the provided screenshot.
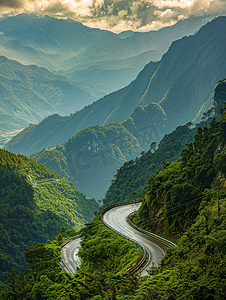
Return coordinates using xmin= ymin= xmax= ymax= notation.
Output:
xmin=0 ymin=56 xmax=111 ymax=146
xmin=30 ymin=120 xmax=143 ymax=198
xmin=1 ymin=11 xmax=226 ymax=296
xmin=6 ymin=16 xmax=226 ymax=158
xmin=0 ymin=13 xmax=212 ymax=91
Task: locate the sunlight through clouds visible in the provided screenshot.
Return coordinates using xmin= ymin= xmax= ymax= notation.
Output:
xmin=0 ymin=0 xmax=226 ymax=31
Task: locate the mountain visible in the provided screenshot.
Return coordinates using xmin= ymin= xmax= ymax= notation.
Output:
xmin=0 ymin=148 xmax=98 ymax=285
xmin=1 ymin=86 xmax=226 ymax=297
xmin=10 ymin=103 xmax=167 ymax=199
xmin=104 ymin=121 xmax=198 ymax=206
xmin=59 ymin=15 xmax=212 ymax=90
xmin=8 ymin=101 xmax=168 ymax=198
xmin=0 ymin=13 xmax=211 ymax=91
xmin=58 ymin=50 xmax=160 ymax=93
xmin=104 ymin=78 xmax=226 ymax=207
xmin=6 ymin=17 xmax=226 ymax=157
xmin=30 ymin=121 xmax=143 ymax=199
xmin=0 ymin=56 xmax=111 ymax=146
xmin=0 ymin=13 xmax=109 ymax=70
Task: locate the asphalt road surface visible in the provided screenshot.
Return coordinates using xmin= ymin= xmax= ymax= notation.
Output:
xmin=60 ymin=203 xmax=172 ymax=276
xmin=103 ymin=203 xmax=169 ymax=276
xmin=60 ymin=238 xmax=82 ymax=274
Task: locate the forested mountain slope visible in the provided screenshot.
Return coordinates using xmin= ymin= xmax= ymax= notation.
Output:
xmin=6 ymin=17 xmax=226 ymax=157
xmin=29 ymin=102 xmax=168 ymax=198
xmin=0 ymin=13 xmax=210 ymax=91
xmin=30 ymin=121 xmax=143 ymax=199
xmin=104 ymin=122 xmax=197 ymax=206
xmin=0 ymin=149 xmax=98 ymax=286
xmin=133 ymin=79 xmax=226 ymax=235
xmin=104 ymin=78 xmax=226 ymax=207
xmin=0 ymin=56 xmax=110 ymax=146
xmin=1 ymin=105 xmax=226 ymax=298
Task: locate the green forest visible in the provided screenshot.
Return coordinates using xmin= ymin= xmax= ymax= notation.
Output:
xmin=0 ymin=216 xmax=143 ymax=299
xmin=104 ymin=79 xmax=226 ymax=207
xmin=104 ymin=121 xmax=197 ymax=206
xmin=0 ymin=149 xmax=98 ymax=286
xmin=1 ymin=79 xmax=226 ymax=298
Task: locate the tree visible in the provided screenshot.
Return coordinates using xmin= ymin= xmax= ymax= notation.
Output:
xmin=131 ymin=191 xmax=136 ymax=200
xmin=150 ymin=142 xmax=157 ymax=153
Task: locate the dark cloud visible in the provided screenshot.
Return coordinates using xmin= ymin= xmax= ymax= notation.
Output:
xmin=0 ymin=0 xmax=226 ymax=31
xmin=0 ymin=0 xmax=24 ymax=8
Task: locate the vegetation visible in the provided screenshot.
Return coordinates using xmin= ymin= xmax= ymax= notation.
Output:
xmin=104 ymin=122 xmax=197 ymax=206
xmin=34 ymin=179 xmax=98 ymax=227
xmin=1 ymin=80 xmax=226 ymax=298
xmin=133 ymin=115 xmax=222 ymax=236
xmin=132 ymin=188 xmax=226 ymax=299
xmin=30 ymin=121 xmax=142 ymax=199
xmin=0 ymin=216 xmax=142 ymax=299
xmin=0 ymin=149 xmax=98 ymax=286
xmin=1 ymin=183 xmax=226 ymax=298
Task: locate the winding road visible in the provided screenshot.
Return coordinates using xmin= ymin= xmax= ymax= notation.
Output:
xmin=60 ymin=238 xmax=82 ymax=274
xmin=102 ymin=203 xmax=170 ymax=276
xmin=61 ymin=203 xmax=174 ymax=276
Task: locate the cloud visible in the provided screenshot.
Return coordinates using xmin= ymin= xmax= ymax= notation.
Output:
xmin=0 ymin=0 xmax=24 ymax=8
xmin=0 ymin=0 xmax=226 ymax=32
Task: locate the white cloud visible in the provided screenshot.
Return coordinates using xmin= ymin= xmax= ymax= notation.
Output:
xmin=0 ymin=0 xmax=226 ymax=31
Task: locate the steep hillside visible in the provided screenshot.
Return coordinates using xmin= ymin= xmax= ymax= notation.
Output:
xmin=4 ymin=61 xmax=160 ymax=155
xmin=0 ymin=13 xmax=210 ymax=91
xmin=6 ymin=17 xmax=226 ymax=156
xmin=0 ymin=56 xmax=111 ymax=146
xmin=60 ymin=15 xmax=212 ymax=90
xmin=133 ymin=118 xmax=224 ymax=236
xmin=106 ymin=16 xmax=226 ymax=128
xmin=29 ymin=103 xmax=167 ymax=199
xmin=1 ymin=109 xmax=226 ymax=298
xmin=104 ymin=122 xmax=197 ymax=206
xmin=0 ymin=148 xmax=98 ymax=285
xmin=105 ymin=79 xmax=226 ymax=208
xmin=30 ymin=121 xmax=142 ymax=199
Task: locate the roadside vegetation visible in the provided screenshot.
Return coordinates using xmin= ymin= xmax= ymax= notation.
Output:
xmin=0 ymin=216 xmax=142 ymax=299
xmin=0 ymin=149 xmax=98 ymax=287
xmin=1 ymin=79 xmax=226 ymax=298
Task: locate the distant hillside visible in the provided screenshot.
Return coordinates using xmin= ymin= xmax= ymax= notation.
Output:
xmin=104 ymin=79 xmax=226 ymax=206
xmin=60 ymin=15 xmax=212 ymax=90
xmin=30 ymin=121 xmax=143 ymax=199
xmin=0 ymin=148 xmax=98 ymax=285
xmin=0 ymin=13 xmax=211 ymax=91
xmin=0 ymin=56 xmax=111 ymax=146
xmin=1 ymin=81 xmax=226 ymax=299
xmin=0 ymin=13 xmax=109 ymax=70
xmin=104 ymin=122 xmax=197 ymax=206
xmin=6 ymin=17 xmax=226 ymax=157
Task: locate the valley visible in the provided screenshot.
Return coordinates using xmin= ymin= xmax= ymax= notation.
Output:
xmin=1 ymin=11 xmax=226 ymax=300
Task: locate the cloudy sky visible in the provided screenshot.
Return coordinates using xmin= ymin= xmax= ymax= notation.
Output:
xmin=0 ymin=0 xmax=226 ymax=32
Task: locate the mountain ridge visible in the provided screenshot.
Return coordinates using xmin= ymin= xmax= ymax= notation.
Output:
xmin=6 ymin=16 xmax=226 ymax=157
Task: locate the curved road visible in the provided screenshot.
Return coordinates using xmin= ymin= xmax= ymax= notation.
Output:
xmin=60 ymin=238 xmax=82 ymax=274
xmin=103 ymin=203 xmax=169 ymax=276
xmin=61 ymin=203 xmax=172 ymax=276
